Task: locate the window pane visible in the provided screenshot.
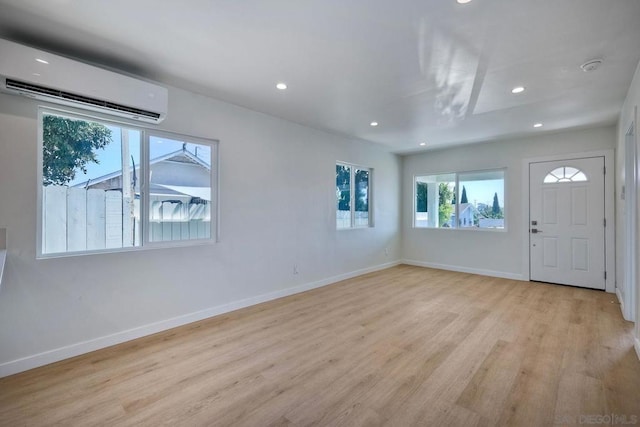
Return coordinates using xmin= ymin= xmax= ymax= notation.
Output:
xmin=564 ymin=167 xmax=579 ymax=177
xmin=544 ymin=167 xmax=588 ymax=183
xmin=414 ymin=173 xmax=456 ymax=228
xmin=354 ymin=168 xmax=369 ymax=227
xmin=572 ymin=172 xmax=587 ymax=181
xmin=148 ymin=136 xmax=212 ymax=242
xmin=41 ymin=112 xmax=141 ymax=254
xmin=458 ymin=170 xmax=505 ymax=229
xmin=336 ymin=164 xmax=351 ymax=228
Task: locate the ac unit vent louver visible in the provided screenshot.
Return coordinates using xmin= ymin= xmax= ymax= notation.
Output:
xmin=0 ymin=38 xmax=168 ymax=123
xmin=6 ymin=78 xmax=161 ymax=121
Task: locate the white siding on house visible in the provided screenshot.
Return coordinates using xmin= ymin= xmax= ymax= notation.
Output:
xmin=150 ymin=160 xmax=209 ymax=188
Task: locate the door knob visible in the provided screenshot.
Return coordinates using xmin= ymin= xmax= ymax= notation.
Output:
xmin=531 ymin=228 xmax=542 ymax=234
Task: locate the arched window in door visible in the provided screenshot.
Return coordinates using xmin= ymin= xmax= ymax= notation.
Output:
xmin=543 ymin=166 xmax=588 ymax=183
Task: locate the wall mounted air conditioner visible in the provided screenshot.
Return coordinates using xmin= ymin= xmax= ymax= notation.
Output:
xmin=0 ymin=39 xmax=168 ymax=124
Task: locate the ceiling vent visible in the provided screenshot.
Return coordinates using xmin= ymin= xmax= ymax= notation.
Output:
xmin=0 ymin=39 xmax=168 ymax=124
xmin=580 ymin=59 xmax=603 ymax=72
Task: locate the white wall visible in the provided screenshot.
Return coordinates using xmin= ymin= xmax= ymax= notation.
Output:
xmin=0 ymin=86 xmax=401 ymax=376
xmin=401 ymin=126 xmax=616 ymax=279
xmin=615 ymin=59 xmax=640 ymax=354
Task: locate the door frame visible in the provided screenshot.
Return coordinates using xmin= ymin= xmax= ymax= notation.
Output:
xmin=623 ymin=112 xmax=637 ymax=322
xmin=521 ymin=149 xmax=615 ymax=293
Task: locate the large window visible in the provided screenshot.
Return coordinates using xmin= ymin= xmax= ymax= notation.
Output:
xmin=39 ymin=110 xmax=217 ymax=256
xmin=336 ymin=162 xmax=371 ymax=229
xmin=415 ymin=169 xmax=505 ymax=230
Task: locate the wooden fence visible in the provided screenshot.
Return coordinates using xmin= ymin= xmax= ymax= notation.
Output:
xmin=43 ymin=186 xmax=210 ymax=254
xmin=148 ymin=197 xmax=211 ymax=243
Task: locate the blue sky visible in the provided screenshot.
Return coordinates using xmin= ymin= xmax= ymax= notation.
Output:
xmin=459 ymin=179 xmax=504 ymax=207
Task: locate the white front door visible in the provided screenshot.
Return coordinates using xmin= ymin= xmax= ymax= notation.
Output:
xmin=529 ymin=157 xmax=606 ymax=290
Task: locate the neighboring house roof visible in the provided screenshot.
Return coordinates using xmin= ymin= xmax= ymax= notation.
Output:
xmin=153 ymin=184 xmax=211 ymax=201
xmin=460 ymin=203 xmax=476 ymax=216
xmin=72 ymin=148 xmax=210 ymax=189
xmin=457 ymin=203 xmax=475 ymax=216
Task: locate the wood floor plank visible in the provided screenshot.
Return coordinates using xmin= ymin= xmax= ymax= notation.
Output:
xmin=456 ymin=339 xmax=524 ymax=423
xmin=1 ymin=265 xmax=639 ymax=426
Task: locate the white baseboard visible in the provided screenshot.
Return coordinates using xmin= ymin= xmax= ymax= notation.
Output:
xmin=0 ymin=260 xmax=401 ymax=378
xmin=401 ymin=259 xmax=525 ymax=281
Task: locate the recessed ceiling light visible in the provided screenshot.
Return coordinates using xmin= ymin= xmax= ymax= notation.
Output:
xmin=533 ymin=123 xmax=543 ymax=128
xmin=35 ymin=58 xmax=49 ymax=64
xmin=419 ymin=142 xmax=426 ymax=146
xmin=276 ymin=82 xmax=287 ymax=90
xmin=511 ymin=86 xmax=525 ymax=94
xmin=32 ymin=73 xmax=41 ymax=77
xmin=370 ymin=121 xmax=379 ymax=127
xmin=457 ymin=0 xmax=472 ymax=3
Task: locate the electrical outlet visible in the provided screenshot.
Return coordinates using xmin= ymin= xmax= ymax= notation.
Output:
xmin=293 ymin=264 xmax=299 ymax=275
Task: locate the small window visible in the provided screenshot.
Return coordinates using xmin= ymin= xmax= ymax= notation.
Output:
xmin=336 ymin=162 xmax=371 ymax=229
xmin=544 ymin=167 xmax=588 ymax=183
xmin=39 ymin=110 xmax=218 ymax=257
xmin=415 ymin=169 xmax=505 ymax=230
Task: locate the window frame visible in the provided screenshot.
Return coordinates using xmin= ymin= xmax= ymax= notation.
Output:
xmin=336 ymin=161 xmax=373 ymax=230
xmin=413 ymin=168 xmax=507 ymax=232
xmin=37 ymin=107 xmax=219 ymax=259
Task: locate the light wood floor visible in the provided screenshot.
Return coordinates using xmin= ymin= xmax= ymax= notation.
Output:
xmin=1 ymin=265 xmax=639 ymax=426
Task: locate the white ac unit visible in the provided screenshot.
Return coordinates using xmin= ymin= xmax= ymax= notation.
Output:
xmin=0 ymin=39 xmax=168 ymax=124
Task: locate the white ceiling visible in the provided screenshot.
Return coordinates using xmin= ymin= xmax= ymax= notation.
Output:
xmin=0 ymin=0 xmax=639 ymax=153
